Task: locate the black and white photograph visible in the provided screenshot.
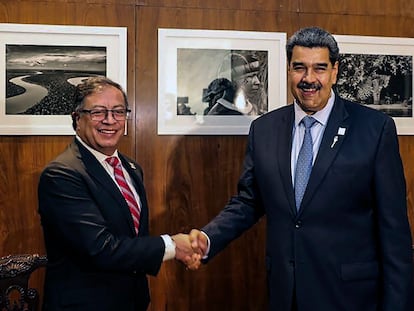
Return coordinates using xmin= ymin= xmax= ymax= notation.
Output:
xmin=0 ymin=23 xmax=126 ymax=135
xmin=158 ymin=28 xmax=286 ymax=135
xmin=6 ymin=45 xmax=106 ymax=115
xmin=336 ymin=53 xmax=412 ymax=118
xmin=177 ymin=48 xmax=269 ymax=117
xmin=335 ymin=34 xmax=414 ymax=134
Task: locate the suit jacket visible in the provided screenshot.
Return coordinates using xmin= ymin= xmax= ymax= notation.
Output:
xmin=38 ymin=139 xmax=165 ymax=311
xmin=202 ymin=95 xmax=414 ymax=311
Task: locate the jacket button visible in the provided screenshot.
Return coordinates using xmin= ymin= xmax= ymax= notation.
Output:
xmin=295 ymin=221 xmax=302 ymax=228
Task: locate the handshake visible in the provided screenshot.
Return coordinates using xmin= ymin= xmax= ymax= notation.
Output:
xmin=172 ymin=229 xmax=207 ymax=270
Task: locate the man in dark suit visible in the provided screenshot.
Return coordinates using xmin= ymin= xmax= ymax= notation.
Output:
xmin=189 ymin=27 xmax=413 ymax=310
xmin=38 ymin=77 xmax=199 ymax=311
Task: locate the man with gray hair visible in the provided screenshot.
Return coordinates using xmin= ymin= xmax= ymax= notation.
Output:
xmin=189 ymin=27 xmax=413 ymax=311
xmin=38 ymin=76 xmax=199 ymax=311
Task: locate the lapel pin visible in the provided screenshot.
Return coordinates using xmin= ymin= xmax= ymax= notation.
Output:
xmin=129 ymin=162 xmax=136 ymax=170
xmin=337 ymin=127 xmax=346 ymax=135
xmin=331 ymin=127 xmax=346 ymax=148
xmin=331 ymin=136 xmax=338 ymax=148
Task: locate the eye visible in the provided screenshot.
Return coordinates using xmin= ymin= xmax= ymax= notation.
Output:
xmin=292 ymin=65 xmax=305 ymax=72
xmin=314 ymin=66 xmax=327 ymax=73
xmin=113 ymin=109 xmax=126 ymax=116
xmin=90 ymin=109 xmax=106 ymax=116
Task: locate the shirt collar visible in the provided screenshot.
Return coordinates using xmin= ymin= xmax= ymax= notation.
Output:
xmin=75 ymin=135 xmax=119 ymax=164
xmin=294 ymin=90 xmax=335 ymax=127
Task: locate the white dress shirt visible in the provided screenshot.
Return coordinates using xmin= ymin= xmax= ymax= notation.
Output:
xmin=291 ymin=90 xmax=335 ymax=186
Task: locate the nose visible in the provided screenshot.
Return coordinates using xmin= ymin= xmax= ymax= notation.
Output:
xmin=102 ymin=111 xmax=117 ymax=123
xmin=251 ymin=75 xmax=260 ymax=85
xmin=302 ymin=69 xmax=316 ymax=82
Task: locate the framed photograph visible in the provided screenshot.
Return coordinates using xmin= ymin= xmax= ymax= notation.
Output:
xmin=334 ymin=34 xmax=414 ymax=135
xmin=158 ymin=28 xmax=287 ymax=135
xmin=0 ymin=23 xmax=127 ymax=135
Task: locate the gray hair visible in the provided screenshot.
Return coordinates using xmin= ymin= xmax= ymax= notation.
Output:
xmin=73 ymin=76 xmax=128 ymax=111
xmin=286 ymin=27 xmax=339 ymax=66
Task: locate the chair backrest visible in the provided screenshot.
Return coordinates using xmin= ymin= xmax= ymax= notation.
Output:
xmin=0 ymin=254 xmax=47 ymax=311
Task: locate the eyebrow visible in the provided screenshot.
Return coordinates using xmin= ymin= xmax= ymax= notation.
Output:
xmin=89 ymin=104 xmax=126 ymax=109
xmin=291 ymin=61 xmax=329 ymax=68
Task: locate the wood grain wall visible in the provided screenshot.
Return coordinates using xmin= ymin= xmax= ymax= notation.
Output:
xmin=0 ymin=1 xmax=413 ymax=310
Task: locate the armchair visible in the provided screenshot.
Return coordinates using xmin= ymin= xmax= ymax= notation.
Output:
xmin=0 ymin=254 xmax=47 ymax=311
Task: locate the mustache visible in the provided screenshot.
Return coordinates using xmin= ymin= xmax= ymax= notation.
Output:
xmin=297 ymin=81 xmax=322 ymax=91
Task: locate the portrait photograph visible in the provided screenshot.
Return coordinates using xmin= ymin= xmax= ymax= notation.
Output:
xmin=158 ymin=28 xmax=287 ymax=135
xmin=177 ymin=48 xmax=269 ymax=118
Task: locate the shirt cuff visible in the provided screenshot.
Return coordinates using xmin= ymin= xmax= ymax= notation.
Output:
xmin=201 ymin=231 xmax=211 ymax=259
xmin=161 ymin=234 xmax=176 ymax=261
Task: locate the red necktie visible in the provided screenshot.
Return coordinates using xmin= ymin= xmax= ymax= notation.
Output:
xmin=106 ymin=157 xmax=140 ymax=234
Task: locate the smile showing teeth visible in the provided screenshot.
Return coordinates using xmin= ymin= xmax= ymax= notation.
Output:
xmin=302 ymin=88 xmax=317 ymax=93
xmin=99 ymin=129 xmax=116 ymax=134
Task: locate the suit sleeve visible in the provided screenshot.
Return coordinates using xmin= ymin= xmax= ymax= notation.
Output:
xmin=375 ymin=117 xmax=414 ymax=310
xmin=38 ymin=160 xmax=165 ymax=276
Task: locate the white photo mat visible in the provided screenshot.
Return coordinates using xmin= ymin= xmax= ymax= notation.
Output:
xmin=158 ymin=28 xmax=287 ymax=135
xmin=0 ymin=23 xmax=127 ymax=135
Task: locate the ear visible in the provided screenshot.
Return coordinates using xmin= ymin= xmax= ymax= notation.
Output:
xmin=332 ymin=60 xmax=339 ymax=84
xmin=71 ymin=112 xmax=80 ymax=130
xmin=71 ymin=112 xmax=80 ymax=121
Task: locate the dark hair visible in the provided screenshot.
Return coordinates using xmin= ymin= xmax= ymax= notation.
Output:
xmin=203 ymin=78 xmax=235 ymax=103
xmin=71 ymin=76 xmax=128 ymax=130
xmin=286 ymin=27 xmax=339 ymax=66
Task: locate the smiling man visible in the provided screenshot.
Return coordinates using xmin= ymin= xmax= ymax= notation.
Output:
xmin=189 ymin=27 xmax=413 ymax=311
xmin=289 ymin=45 xmax=337 ymax=114
xmin=38 ymin=77 xmax=199 ymax=311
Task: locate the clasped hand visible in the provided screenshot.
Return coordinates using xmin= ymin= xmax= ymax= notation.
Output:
xmin=172 ymin=229 xmax=208 ymax=270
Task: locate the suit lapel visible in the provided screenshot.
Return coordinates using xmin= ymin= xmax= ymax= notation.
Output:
xmin=299 ymin=97 xmax=350 ymax=212
xmin=277 ymin=106 xmax=297 ymax=215
xmin=73 ymin=140 xmax=137 ymax=234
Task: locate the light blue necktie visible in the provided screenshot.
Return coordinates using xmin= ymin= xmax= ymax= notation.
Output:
xmin=294 ymin=116 xmax=317 ymax=210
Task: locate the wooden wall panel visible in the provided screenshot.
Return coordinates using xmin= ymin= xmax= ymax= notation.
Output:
xmin=0 ymin=136 xmax=69 ymax=255
xmin=137 ymin=0 xmax=298 ymax=11
xmin=136 ymin=4 xmax=414 ymax=310
xmin=0 ymin=0 xmax=137 ymax=306
xmin=296 ymin=13 xmax=414 ymax=38
xmin=135 ymin=6 xmax=296 ymax=310
xmin=298 ymin=0 xmax=414 ymax=17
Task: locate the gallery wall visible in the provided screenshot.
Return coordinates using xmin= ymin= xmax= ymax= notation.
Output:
xmin=0 ymin=1 xmax=413 ymax=310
